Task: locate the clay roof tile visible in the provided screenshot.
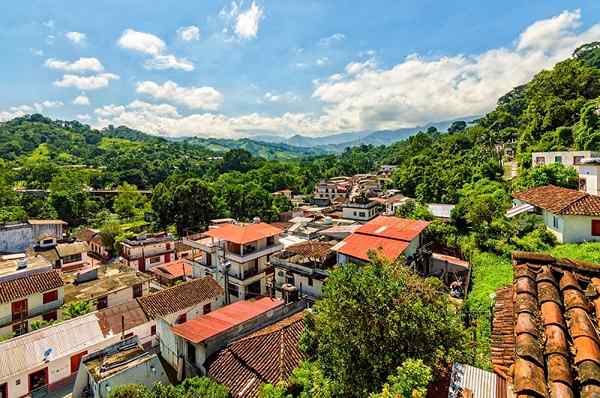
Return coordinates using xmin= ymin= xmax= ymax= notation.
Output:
xmin=515 ymin=312 xmax=538 ymax=336
xmin=541 ymin=301 xmax=566 ymax=329
xmin=544 ymin=324 xmax=569 ymax=357
xmin=560 ymin=272 xmax=582 ymax=292
xmin=546 ymin=353 xmax=573 ymax=385
xmin=516 ymin=333 xmax=544 ymax=367
xmin=516 ymin=292 xmax=539 ymax=315
xmin=513 ymin=357 xmax=547 ymax=398
xmin=573 ymin=336 xmax=600 ymax=366
xmin=516 ymin=277 xmax=538 ymax=296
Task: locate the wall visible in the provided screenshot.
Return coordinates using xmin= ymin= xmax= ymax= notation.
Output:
xmin=531 ymin=151 xmax=598 ymax=168
xmin=93 ymin=356 xmax=169 ymax=398
xmin=579 ymin=164 xmax=600 ymax=196
xmin=0 ymin=288 xmax=64 ymax=336
xmin=560 ymin=215 xmax=600 ymax=243
xmin=31 ymin=224 xmax=64 ymax=241
xmin=0 ymin=225 xmax=33 ymax=254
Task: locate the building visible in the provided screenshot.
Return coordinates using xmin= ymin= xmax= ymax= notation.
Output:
xmin=313 ymin=180 xmax=350 ymax=205
xmin=332 ymin=215 xmax=430 ymax=264
xmin=76 ymin=229 xmax=110 ymax=259
xmin=63 ymin=264 xmax=152 ymax=311
xmin=447 ymin=363 xmax=508 ymax=398
xmin=427 ymin=203 xmax=455 ymax=221
xmin=162 ymin=297 xmax=302 ymax=379
xmin=0 ymin=220 xmax=67 ymax=254
xmin=184 ymin=222 xmax=283 ymax=301
xmin=95 ymin=300 xmax=155 ymax=348
xmin=148 ymin=259 xmax=193 ymax=286
xmin=272 ymin=241 xmax=336 ymax=299
xmin=578 ymin=157 xmax=600 ymax=196
xmin=487 ymin=251 xmax=600 ymax=398
xmin=206 ymin=312 xmax=306 ymax=398
xmin=121 ymin=233 xmax=175 ymax=272
xmin=72 ymin=338 xmax=170 ymax=398
xmin=272 ymin=189 xmax=293 ymax=200
xmin=512 ymin=185 xmax=600 ymax=243
xmin=0 ymin=255 xmax=64 ymax=337
xmin=531 ymin=151 xmax=600 ymax=195
xmin=0 ymin=313 xmax=121 ymax=398
xmin=341 ymin=200 xmax=381 ymax=222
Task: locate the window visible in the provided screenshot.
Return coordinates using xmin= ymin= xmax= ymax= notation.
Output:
xmin=203 ymin=303 xmax=211 ymax=314
xmin=308 ymin=277 xmax=313 ymax=287
xmin=166 ymin=243 xmax=171 ymax=250
xmin=150 ymin=325 xmax=156 ymax=336
xmin=42 ymin=239 xmax=54 ymax=245
xmin=97 ymin=296 xmax=108 ymax=310
xmin=149 ymin=256 xmax=161 ymax=264
xmin=552 ymin=215 xmax=560 ymax=229
xmin=42 ymin=290 xmax=58 ymax=304
xmin=574 ymin=156 xmax=584 ymax=165
xmin=592 ymin=220 xmax=600 ymax=237
xmin=12 ymin=321 xmax=27 ymax=336
xmin=11 ymin=299 xmax=27 ymax=322
xmin=62 ymin=253 xmax=82 ymax=264
xmin=580 ymin=178 xmax=588 ymax=192
xmin=286 ymin=273 xmax=295 ymax=285
xmin=228 ymin=283 xmax=239 ymax=298
xmin=42 ymin=310 xmax=57 ymax=322
xmin=554 ymin=156 xmax=562 ymax=164
xmin=535 ymin=156 xmax=545 ymax=165
xmin=359 ymin=212 xmax=366 ymax=218
xmin=176 ymin=313 xmax=187 ymax=324
xmin=70 ymin=351 xmax=87 ymax=374
xmin=132 ymin=283 xmax=143 ymax=298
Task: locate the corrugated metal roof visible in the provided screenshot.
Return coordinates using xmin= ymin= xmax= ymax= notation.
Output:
xmin=505 ymin=203 xmax=534 ymax=218
xmin=0 ymin=313 xmax=113 ymax=380
xmin=448 ymin=363 xmax=507 ymax=398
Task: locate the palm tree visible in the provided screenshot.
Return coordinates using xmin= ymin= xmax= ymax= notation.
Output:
xmin=62 ymin=300 xmax=92 ymax=319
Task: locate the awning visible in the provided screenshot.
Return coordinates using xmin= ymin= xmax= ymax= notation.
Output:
xmin=506 ymin=203 xmax=534 ymax=218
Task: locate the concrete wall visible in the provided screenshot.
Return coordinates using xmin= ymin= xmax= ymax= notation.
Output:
xmin=274 ymin=267 xmax=324 ymax=298
xmin=531 ymin=151 xmax=599 ymax=167
xmin=31 ymin=224 xmax=64 ymax=241
xmin=0 ymin=225 xmax=33 ymax=254
xmin=579 ymin=164 xmax=600 ymax=196
xmin=342 ymin=206 xmax=378 ymax=221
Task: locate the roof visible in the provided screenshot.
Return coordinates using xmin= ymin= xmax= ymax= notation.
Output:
xmin=76 ymin=228 xmax=99 ymax=242
xmin=56 ymin=242 xmax=88 ymax=257
xmin=512 ymin=185 xmax=600 ymax=216
xmin=171 ymin=297 xmax=285 ymax=344
xmin=332 ymin=233 xmax=409 ymax=262
xmin=448 ymin=363 xmax=508 ymax=398
xmin=0 ymin=270 xmax=64 ymax=304
xmin=354 ymin=216 xmax=430 ymax=241
xmin=431 ymin=253 xmax=469 ymax=269
xmin=206 ymin=312 xmax=306 ymax=398
xmin=122 ymin=232 xmax=174 ymax=246
xmin=506 ymin=203 xmax=535 ymax=218
xmin=28 ymin=219 xmax=67 ymax=225
xmin=85 ymin=344 xmax=150 ymax=381
xmin=0 ymin=254 xmax=52 ymax=280
xmin=490 ymin=251 xmax=600 ymax=397
xmin=137 ymin=276 xmax=223 ymax=319
xmin=96 ymin=300 xmax=149 ymax=336
xmin=0 ymin=312 xmax=111 ymax=380
xmin=204 ymin=223 xmax=282 ymax=245
xmin=285 ymin=241 xmax=333 ymax=259
xmin=427 ymin=203 xmax=455 ymax=219
xmin=270 ymin=221 xmax=293 ymax=231
xmin=149 ymin=260 xmax=192 ymax=280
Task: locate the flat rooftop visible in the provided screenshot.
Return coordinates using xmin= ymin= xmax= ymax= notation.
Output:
xmin=85 ymin=344 xmax=150 ymax=381
xmin=63 ymin=264 xmax=152 ymax=303
xmin=0 ymin=254 xmax=52 ymax=280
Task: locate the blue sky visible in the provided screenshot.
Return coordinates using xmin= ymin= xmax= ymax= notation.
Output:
xmin=2 ymin=1 xmax=600 ymax=138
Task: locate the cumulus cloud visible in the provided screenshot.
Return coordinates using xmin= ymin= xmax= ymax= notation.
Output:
xmin=177 ymin=26 xmax=200 ymax=41
xmin=65 ymin=31 xmax=86 ymax=44
xmin=220 ymin=1 xmax=264 ymax=40
xmin=54 ymin=73 xmax=119 ymax=90
xmin=76 ymin=114 xmax=91 ymax=121
xmin=117 ymin=29 xmax=194 ymax=71
xmin=73 ymin=95 xmax=90 ymax=106
xmin=0 ymin=101 xmax=63 ymax=121
xmin=136 ymin=80 xmax=223 ymax=110
xmin=45 ymin=57 xmax=104 ymax=72
xmin=318 ymin=33 xmax=345 ymax=46
xmin=262 ymin=91 xmax=299 ymax=103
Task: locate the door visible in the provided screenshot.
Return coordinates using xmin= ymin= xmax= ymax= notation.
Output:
xmin=0 ymin=382 xmax=7 ymax=398
xmin=28 ymin=368 xmax=48 ymax=394
xmin=70 ymin=351 xmax=88 ymax=373
xmin=11 ymin=299 xmax=28 ymax=322
xmin=164 ymin=253 xmax=171 ymax=263
xmin=593 ymin=220 xmax=600 ymax=236
xmin=138 ymin=257 xmax=145 ymax=272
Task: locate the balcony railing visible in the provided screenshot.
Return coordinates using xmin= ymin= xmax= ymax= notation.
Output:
xmin=226 ymin=243 xmax=283 ymax=263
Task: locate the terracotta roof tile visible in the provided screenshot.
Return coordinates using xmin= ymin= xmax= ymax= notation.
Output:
xmin=0 ymin=270 xmax=64 ymax=304
xmin=513 ymin=185 xmax=600 ymax=216
xmin=206 ymin=311 xmax=306 ymax=398
xmin=137 ymin=276 xmax=223 ymax=319
xmin=204 ymin=223 xmax=282 ymax=245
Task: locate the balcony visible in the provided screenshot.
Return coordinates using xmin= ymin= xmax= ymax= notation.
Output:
xmin=226 ymin=243 xmax=283 ymax=263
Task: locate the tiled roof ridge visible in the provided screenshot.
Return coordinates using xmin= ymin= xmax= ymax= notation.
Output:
xmin=237 ymin=311 xmax=304 ymax=342
xmin=558 ymin=191 xmax=592 ymax=214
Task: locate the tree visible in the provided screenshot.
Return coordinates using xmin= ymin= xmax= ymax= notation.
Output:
xmin=222 ymin=148 xmax=255 ymax=173
xmin=369 ymin=359 xmax=432 ymax=398
xmin=301 ymin=256 xmax=468 ymax=397
xmin=448 ymin=121 xmax=467 ymax=133
xmin=113 ymin=182 xmax=146 ymax=220
xmin=100 ymin=220 xmax=122 ymax=255
xmin=63 ymin=300 xmax=92 ymax=319
xmin=393 ymin=201 xmax=433 ymax=221
xmin=512 ymin=163 xmax=578 ymax=191
xmin=108 ymin=377 xmax=229 ymax=398
xmin=171 ymin=178 xmax=221 ymax=235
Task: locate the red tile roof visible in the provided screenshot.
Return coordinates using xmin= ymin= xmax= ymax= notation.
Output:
xmin=204 ymin=223 xmax=282 ymax=245
xmin=0 ymin=270 xmax=64 ymax=304
xmin=285 ymin=241 xmax=333 ymax=259
xmin=206 ymin=311 xmax=306 ymax=398
xmin=513 ymin=185 xmax=600 ymax=216
xmin=171 ymin=297 xmax=284 ymax=343
xmin=96 ymin=300 xmax=149 ymax=337
xmin=332 ymin=216 xmax=429 ymax=262
xmin=490 ymin=252 xmax=600 ymax=397
xmin=138 ymin=276 xmax=223 ymax=319
xmin=149 ymin=260 xmax=192 ymax=280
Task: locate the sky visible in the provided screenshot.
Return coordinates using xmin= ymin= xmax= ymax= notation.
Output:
xmin=2 ymin=1 xmax=600 ymax=138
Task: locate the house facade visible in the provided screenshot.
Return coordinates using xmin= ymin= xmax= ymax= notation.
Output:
xmin=76 ymin=229 xmax=110 ymax=259
xmin=121 ymin=233 xmax=175 ymax=272
xmin=184 ymin=223 xmax=283 ymax=302
xmin=0 ymin=220 xmax=66 ymax=254
xmin=313 ymin=180 xmax=349 ymax=205
xmin=512 ymin=185 xmax=600 ymax=243
xmin=531 ymin=151 xmax=600 ymax=195
xmin=341 ymin=200 xmax=381 ymax=222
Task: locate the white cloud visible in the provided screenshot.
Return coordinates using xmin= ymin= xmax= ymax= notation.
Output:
xmin=144 ymin=55 xmax=194 ymax=71
xmin=0 ymin=101 xmax=63 ymax=121
xmin=328 ymin=73 xmax=344 ymax=81
xmin=136 ymin=80 xmax=223 ymax=110
xmin=118 ymin=29 xmax=165 ymax=56
xmin=73 ymin=95 xmax=90 ymax=106
xmin=54 ymin=73 xmax=119 ymax=90
xmin=220 ymin=1 xmax=264 ymax=40
xmin=177 ymin=26 xmax=200 ymax=41
xmin=319 ymin=33 xmax=345 ymax=46
xmin=65 ymin=31 xmax=86 ymax=44
xmin=316 ymin=57 xmax=329 ymax=66
xmin=45 ymin=57 xmax=104 ymax=72
xmin=117 ymin=29 xmax=194 ymax=71
xmin=76 ymin=114 xmax=91 ymax=121
xmin=344 ymin=58 xmax=377 ymax=75
xmin=263 ymin=91 xmax=299 ymax=103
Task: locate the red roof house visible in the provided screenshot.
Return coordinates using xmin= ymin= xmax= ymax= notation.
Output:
xmin=204 ymin=223 xmax=282 ymax=245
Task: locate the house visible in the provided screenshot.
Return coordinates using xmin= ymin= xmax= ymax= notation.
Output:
xmin=121 ymin=232 xmax=175 ymax=272
xmin=371 ymin=194 xmax=411 ymax=215
xmin=72 ymin=337 xmax=170 ymax=398
xmin=272 ymin=241 xmax=336 ymax=299
xmin=379 ymin=165 xmax=398 ymax=176
xmin=162 ymin=297 xmax=303 ymax=379
xmin=512 ymin=185 xmax=600 ymax=243
xmin=95 ymin=300 xmax=155 ymax=348
xmin=531 ymin=151 xmax=600 ymax=195
xmin=313 ymin=180 xmax=350 ymax=206
xmin=0 ymin=220 xmax=67 ymax=254
xmin=487 ymin=251 xmax=600 ymax=398
xmin=332 ymin=215 xmax=430 ymax=264
xmin=342 ymin=200 xmax=381 ymax=222
xmin=184 ymin=222 xmax=283 ymax=302
xmin=62 ymin=264 xmax=152 ymax=311
xmin=76 ymin=229 xmax=110 ymax=259
xmin=36 ymin=241 xmax=89 ymax=271
xmin=148 ymin=259 xmax=193 ymax=286
xmin=447 ymin=363 xmax=508 ymax=398
xmin=272 ymin=189 xmax=293 ymax=200
xmin=427 ymin=203 xmax=455 ymax=221
xmin=0 ymin=254 xmax=64 ymax=337
xmin=206 ymin=312 xmax=306 ymax=398
xmin=0 ymin=313 xmax=122 ymax=398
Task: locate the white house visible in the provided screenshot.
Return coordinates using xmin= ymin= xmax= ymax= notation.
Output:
xmin=341 ymin=200 xmax=381 ymax=222
xmin=121 ymin=233 xmax=175 ymax=272
xmin=513 ymin=185 xmax=600 ymax=243
xmin=531 ymin=151 xmax=600 ymax=196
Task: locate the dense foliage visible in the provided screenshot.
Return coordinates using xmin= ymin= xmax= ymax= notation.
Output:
xmin=108 ymin=377 xmax=229 ymax=398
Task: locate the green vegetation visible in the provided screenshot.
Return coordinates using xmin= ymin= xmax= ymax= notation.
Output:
xmin=108 ymin=377 xmax=229 ymax=398
xmin=62 ymin=300 xmax=93 ymax=319
xmin=548 ymin=242 xmax=600 ymax=264
xmin=369 ymin=359 xmax=432 ymax=398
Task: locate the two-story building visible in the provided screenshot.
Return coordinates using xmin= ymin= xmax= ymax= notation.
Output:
xmin=0 ymin=220 xmax=67 ymax=254
xmin=313 ymin=180 xmax=350 ymax=206
xmin=0 ymin=254 xmax=64 ymax=337
xmin=121 ymin=233 xmax=175 ymax=272
xmin=342 ymin=200 xmax=381 ymax=222
xmin=184 ymin=223 xmax=283 ymax=302
xmin=532 ymin=151 xmax=600 ymax=195
xmin=76 ymin=228 xmax=110 ymax=259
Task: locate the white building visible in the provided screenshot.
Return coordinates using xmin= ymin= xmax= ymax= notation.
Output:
xmin=0 ymin=220 xmax=67 ymax=254
xmin=342 ymin=200 xmax=381 ymax=222
xmin=121 ymin=233 xmax=175 ymax=272
xmin=531 ymin=151 xmax=600 ymax=195
xmin=513 ymin=185 xmax=600 ymax=243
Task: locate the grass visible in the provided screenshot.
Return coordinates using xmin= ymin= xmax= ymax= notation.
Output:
xmin=465 ymin=252 xmax=512 ymax=369
xmin=547 ymin=242 xmax=600 ymax=264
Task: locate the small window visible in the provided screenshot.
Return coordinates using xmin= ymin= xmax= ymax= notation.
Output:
xmin=176 ymin=313 xmax=187 ymax=324
xmin=149 ymin=256 xmax=161 ymax=264
xmin=150 ymin=325 xmax=156 ymax=336
xmin=228 ymin=283 xmax=239 ymax=298
xmin=203 ymin=303 xmax=211 ymax=314
xmin=574 ymin=156 xmax=584 ymax=165
xmin=42 ymin=290 xmax=59 ymax=304
xmin=552 ymin=216 xmax=560 ymax=229
xmin=554 ymin=156 xmax=562 ymax=163
xmin=132 ymin=283 xmax=143 ymax=298
xmin=535 ymin=156 xmax=545 ymax=165
xmin=308 ymin=277 xmax=313 ymax=287
xmin=359 ymin=212 xmax=366 ymax=217
xmin=592 ymin=220 xmax=600 ymax=237
xmin=42 ymin=310 xmax=57 ymax=322
xmin=12 ymin=322 xmax=27 ymax=336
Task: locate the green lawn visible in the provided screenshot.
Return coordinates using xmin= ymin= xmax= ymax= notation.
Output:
xmin=548 ymin=242 xmax=600 ymax=264
xmin=466 ymin=252 xmax=512 ymax=368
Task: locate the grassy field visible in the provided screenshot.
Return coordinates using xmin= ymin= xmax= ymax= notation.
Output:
xmin=548 ymin=242 xmax=600 ymax=263
xmin=466 ymin=252 xmax=512 ymax=368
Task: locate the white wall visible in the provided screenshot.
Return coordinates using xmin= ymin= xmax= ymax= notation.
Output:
xmin=579 ymin=164 xmax=600 ymax=196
